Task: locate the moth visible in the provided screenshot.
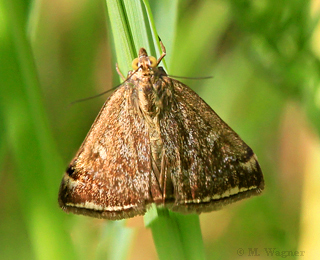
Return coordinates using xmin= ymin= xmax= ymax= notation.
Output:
xmin=58 ymin=43 xmax=264 ymax=220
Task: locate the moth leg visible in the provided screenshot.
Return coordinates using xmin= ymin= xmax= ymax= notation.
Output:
xmin=156 ymin=41 xmax=167 ymax=66
xmin=116 ymin=63 xmax=126 ymax=81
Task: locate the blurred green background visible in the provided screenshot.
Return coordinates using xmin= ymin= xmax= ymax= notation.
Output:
xmin=1 ymin=0 xmax=320 ymax=259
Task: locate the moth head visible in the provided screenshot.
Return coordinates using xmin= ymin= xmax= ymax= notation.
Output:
xmin=132 ymin=48 xmax=158 ymax=71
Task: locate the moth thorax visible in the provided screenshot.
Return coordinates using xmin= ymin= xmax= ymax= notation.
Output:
xmin=137 ymin=83 xmax=159 ymax=114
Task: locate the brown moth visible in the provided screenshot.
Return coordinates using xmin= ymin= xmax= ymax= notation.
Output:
xmin=58 ymin=43 xmax=264 ymax=220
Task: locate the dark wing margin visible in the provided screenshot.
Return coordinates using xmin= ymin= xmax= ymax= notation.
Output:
xmin=160 ymin=79 xmax=264 ymax=214
xmin=58 ymin=83 xmax=161 ymax=220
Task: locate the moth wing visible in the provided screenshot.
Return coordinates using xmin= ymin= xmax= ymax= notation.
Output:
xmin=58 ymin=84 xmax=161 ymax=220
xmin=161 ymin=79 xmax=264 ymax=214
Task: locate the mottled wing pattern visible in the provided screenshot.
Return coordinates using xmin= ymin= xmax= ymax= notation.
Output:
xmin=160 ymin=78 xmax=264 ymax=214
xmin=58 ymin=83 xmax=161 ymax=220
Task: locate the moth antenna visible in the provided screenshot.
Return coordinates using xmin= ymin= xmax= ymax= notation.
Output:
xmin=69 ymin=87 xmax=118 ymax=106
xmin=168 ymin=75 xmax=213 ymax=80
xmin=69 ymin=68 xmax=141 ymax=106
xmin=157 ymin=40 xmax=166 ymax=66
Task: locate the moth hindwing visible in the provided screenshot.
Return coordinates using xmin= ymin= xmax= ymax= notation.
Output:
xmin=58 ymin=46 xmax=264 ymax=220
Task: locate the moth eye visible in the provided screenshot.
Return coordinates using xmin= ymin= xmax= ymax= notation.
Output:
xmin=149 ymin=56 xmax=157 ymax=68
xmin=132 ymin=58 xmax=139 ymax=70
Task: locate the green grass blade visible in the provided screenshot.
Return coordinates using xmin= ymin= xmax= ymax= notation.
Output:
xmin=169 ymin=212 xmax=206 ymax=260
xmin=144 ymin=206 xmax=186 ymax=259
xmin=107 ymin=0 xmax=158 ymax=74
xmin=95 ymin=221 xmax=134 ymax=260
xmin=147 ymin=0 xmax=179 ymax=68
xmin=106 ymin=1 xmax=206 ymax=259
xmin=106 ymin=0 xmax=135 ymax=74
xmin=0 ymin=0 xmax=76 ymax=259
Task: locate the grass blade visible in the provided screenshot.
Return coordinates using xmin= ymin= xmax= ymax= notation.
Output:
xmin=106 ymin=1 xmax=206 ymax=259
